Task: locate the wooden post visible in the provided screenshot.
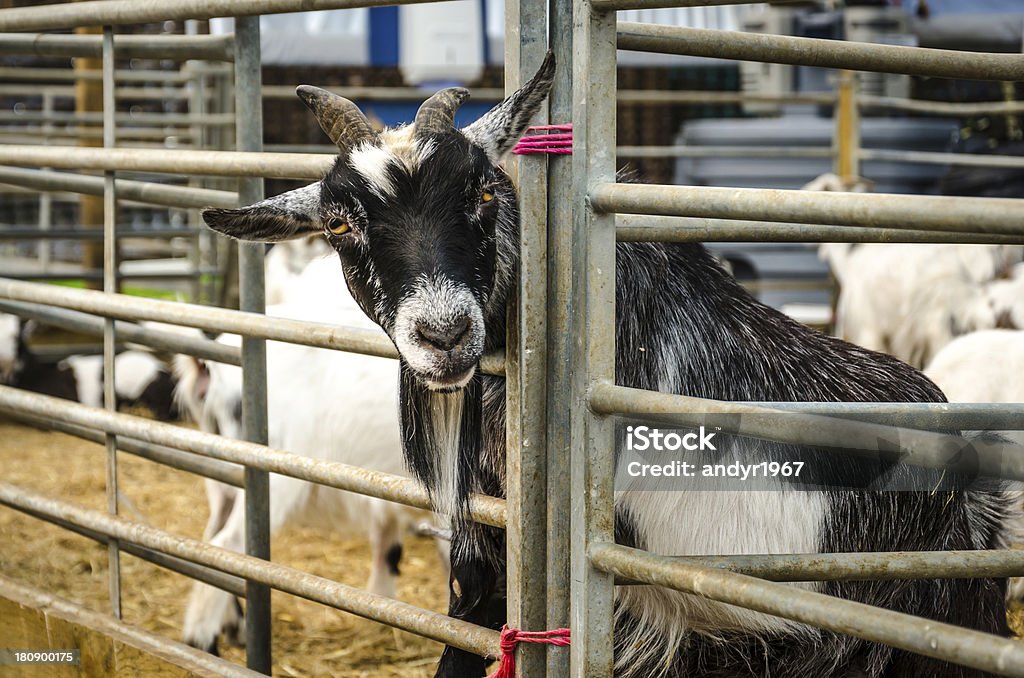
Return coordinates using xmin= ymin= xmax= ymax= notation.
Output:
xmin=75 ymin=23 xmax=104 ymax=289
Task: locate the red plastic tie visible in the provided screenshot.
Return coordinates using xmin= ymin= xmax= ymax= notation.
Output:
xmin=486 ymin=625 xmax=571 ymax=678
xmin=513 ymin=124 xmax=573 ymax=155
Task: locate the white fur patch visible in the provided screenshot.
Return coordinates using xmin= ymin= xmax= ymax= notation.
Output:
xmin=349 ymin=143 xmax=397 ymax=199
xmin=64 ymin=355 xmax=103 ymax=408
xmin=429 ymin=390 xmax=464 ymax=521
xmin=614 ymin=487 xmax=826 ymax=677
xmin=0 ymin=313 xmax=20 ymax=382
xmin=114 ymin=350 xmax=164 ymax=400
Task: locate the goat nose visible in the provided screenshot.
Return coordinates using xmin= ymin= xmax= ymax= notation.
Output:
xmin=416 ymin=317 xmax=470 ymax=352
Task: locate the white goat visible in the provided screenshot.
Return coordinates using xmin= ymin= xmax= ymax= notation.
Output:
xmin=263 ymin=236 xmax=331 ymax=306
xmin=175 ymin=257 xmax=438 ymax=654
xmin=821 ymin=243 xmax=1022 ymax=367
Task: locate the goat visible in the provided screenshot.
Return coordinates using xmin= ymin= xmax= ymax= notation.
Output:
xmin=0 ymin=313 xmax=79 ymax=402
xmin=173 ymin=257 xmax=442 ymax=655
xmin=821 ymin=243 xmax=1022 ymax=367
xmin=63 ymin=350 xmax=178 ymax=421
xmin=263 ymin=235 xmax=332 ymax=305
xmin=202 ymin=54 xmax=1018 ymax=678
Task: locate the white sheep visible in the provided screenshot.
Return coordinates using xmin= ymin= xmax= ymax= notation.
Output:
xmin=175 ymin=257 xmax=440 ymax=655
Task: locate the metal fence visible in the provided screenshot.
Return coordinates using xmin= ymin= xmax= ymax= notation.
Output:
xmin=0 ymin=1 xmax=1023 ymax=677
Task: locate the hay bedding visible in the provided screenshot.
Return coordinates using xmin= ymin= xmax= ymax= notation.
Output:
xmin=3 ymin=418 xmax=1023 ymax=676
xmin=0 ymin=419 xmax=449 ymax=677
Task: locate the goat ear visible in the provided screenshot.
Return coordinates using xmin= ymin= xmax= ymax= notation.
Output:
xmin=203 ymin=182 xmax=322 ymax=242
xmin=463 ymin=50 xmax=555 ymax=163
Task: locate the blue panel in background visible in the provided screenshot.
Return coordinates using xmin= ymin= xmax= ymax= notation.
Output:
xmin=357 ymin=101 xmax=494 ymax=128
xmin=368 ymin=7 xmax=399 ymax=67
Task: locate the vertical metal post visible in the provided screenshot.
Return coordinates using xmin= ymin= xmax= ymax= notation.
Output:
xmin=545 ymin=0 xmax=574 ymax=672
xmin=834 ymin=70 xmax=860 ymax=183
xmin=234 ymin=15 xmax=271 ymax=674
xmin=101 ymin=25 xmax=121 ymax=620
xmin=570 ymin=1 xmax=617 ymax=676
xmin=504 ymin=0 xmax=549 ymax=674
xmin=38 ymin=90 xmax=53 ymax=272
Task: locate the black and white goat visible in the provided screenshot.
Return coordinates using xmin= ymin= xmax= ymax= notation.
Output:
xmin=0 ymin=311 xmax=178 ymax=420
xmin=203 ymin=54 xmax=1018 ymax=678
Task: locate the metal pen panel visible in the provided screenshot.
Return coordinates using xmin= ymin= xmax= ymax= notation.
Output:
xmin=0 ymin=386 xmax=509 ymax=529
xmin=233 ymin=15 xmax=271 ymax=673
xmin=570 ymin=1 xmax=618 ymax=675
xmin=592 ymin=183 xmax=1024 ymax=234
xmin=617 ymin=22 xmax=1024 ymax=81
xmin=590 ymin=543 xmax=1024 ymax=677
xmin=503 ymin=0 xmax=550 ymax=675
xmin=545 ymin=0 xmax=574 ymax=672
xmin=0 ymin=482 xmax=503 ymax=659
xmin=101 ymin=24 xmax=121 ymax=621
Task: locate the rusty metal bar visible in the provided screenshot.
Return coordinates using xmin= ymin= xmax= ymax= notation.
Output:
xmin=0 ymin=482 xmax=503 ymax=659
xmin=0 ymin=277 xmax=505 ymax=375
xmin=0 ymin=386 xmax=508 ymax=529
xmin=592 ymin=183 xmax=1024 ymax=235
xmin=590 ymin=543 xmax=1024 ymax=678
xmin=860 ymin=148 xmax=1024 ymax=169
xmin=617 ymin=22 xmax=1024 ymax=81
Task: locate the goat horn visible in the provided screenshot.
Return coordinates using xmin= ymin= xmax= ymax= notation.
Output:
xmin=295 ymin=85 xmax=375 ymax=154
xmin=414 ymin=87 xmax=470 ymax=137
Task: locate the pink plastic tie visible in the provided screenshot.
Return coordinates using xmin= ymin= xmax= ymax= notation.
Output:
xmin=486 ymin=626 xmax=572 ymax=678
xmin=512 ymin=124 xmax=572 ymax=155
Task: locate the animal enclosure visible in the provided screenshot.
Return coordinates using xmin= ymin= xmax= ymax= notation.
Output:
xmin=1 ymin=1 xmax=1024 ymax=677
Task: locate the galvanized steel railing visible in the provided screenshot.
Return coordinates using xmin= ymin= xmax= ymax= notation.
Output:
xmin=1 ymin=1 xmax=1024 ymax=677
xmin=567 ymin=3 xmax=1024 ymax=677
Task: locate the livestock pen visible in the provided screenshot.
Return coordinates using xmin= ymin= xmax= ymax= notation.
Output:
xmin=0 ymin=1 xmax=1024 ymax=677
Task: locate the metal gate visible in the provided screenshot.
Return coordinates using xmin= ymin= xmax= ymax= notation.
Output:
xmin=0 ymin=0 xmax=1022 ymax=677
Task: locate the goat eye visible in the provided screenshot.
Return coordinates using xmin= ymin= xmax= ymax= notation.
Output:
xmin=480 ymin=191 xmax=494 ymax=204
xmin=326 ymin=217 xmax=350 ymax=235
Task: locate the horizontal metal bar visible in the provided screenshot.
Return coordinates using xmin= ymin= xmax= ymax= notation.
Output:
xmin=0 ymin=227 xmax=202 ymax=241
xmin=617 ymin=22 xmax=1024 ymax=81
xmin=860 ymin=148 xmax=1024 ymax=169
xmin=0 ymin=271 xmax=212 ymax=283
xmin=0 ymin=66 xmax=193 ymax=83
xmin=0 ymin=111 xmax=235 ymax=126
xmin=616 ymin=549 xmax=1024 ymax=585
xmin=0 ymin=575 xmax=260 ymax=678
xmin=0 ymin=386 xmax=508 ymax=529
xmin=615 ymin=215 xmax=1024 ymax=244
xmin=0 ymin=0 xmax=445 ymax=32
xmin=0 ymin=299 xmax=240 ymax=366
xmin=262 ymin=84 xmax=505 ymax=101
xmin=0 ymin=481 xmax=502 ymax=659
xmin=0 ymin=145 xmax=331 ymax=180
xmin=618 ymin=145 xmax=833 ymax=159
xmin=592 ymin=183 xmax=1024 ymax=234
xmin=858 ymin=94 xmax=1024 ymax=116
xmin=0 ymin=33 xmax=234 ymax=60
xmin=8 ymin=408 xmax=245 ymax=488
xmin=596 ymin=0 xmax=795 ymax=9
xmin=591 ymin=543 xmax=1024 ymax=677
xmin=0 ymin=278 xmax=505 ymax=376
xmin=588 ymin=382 xmax=1024 ymax=480
xmin=0 ymin=166 xmax=238 ymax=209
xmin=11 ymin=499 xmax=246 ymax=596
